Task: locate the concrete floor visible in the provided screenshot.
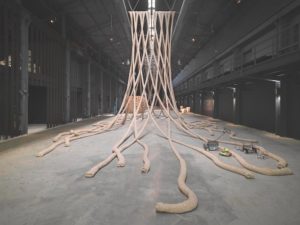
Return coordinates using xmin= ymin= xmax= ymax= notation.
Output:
xmin=0 ymin=114 xmax=300 ymax=225
xmin=28 ymin=124 xmax=48 ymax=134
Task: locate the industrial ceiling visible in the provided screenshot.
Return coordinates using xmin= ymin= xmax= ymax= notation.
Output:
xmin=22 ymin=0 xmax=242 ymax=81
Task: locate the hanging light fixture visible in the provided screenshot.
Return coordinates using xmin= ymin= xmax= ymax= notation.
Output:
xmin=49 ymin=16 xmax=56 ymax=24
xmin=109 ymin=14 xmax=114 ymax=42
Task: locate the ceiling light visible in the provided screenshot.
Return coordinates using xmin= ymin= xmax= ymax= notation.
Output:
xmin=49 ymin=17 xmax=56 ymax=24
xmin=148 ymin=0 xmax=156 ymax=10
xmin=122 ymin=61 xmax=125 ymax=65
xmin=192 ymin=37 xmax=196 ymax=42
xmin=49 ymin=16 xmax=57 ymax=24
xmin=109 ymin=37 xmax=114 ymax=42
xmin=235 ymin=0 xmax=241 ymax=4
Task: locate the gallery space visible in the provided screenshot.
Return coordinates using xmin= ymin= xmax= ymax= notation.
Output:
xmin=1 ymin=0 xmax=300 ymax=225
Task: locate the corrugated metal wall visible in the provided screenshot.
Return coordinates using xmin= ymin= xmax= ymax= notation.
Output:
xmin=28 ymin=19 xmax=66 ymax=127
xmin=0 ymin=1 xmax=126 ymax=139
xmin=287 ymin=74 xmax=300 ymax=139
xmin=217 ymin=88 xmax=234 ymax=123
xmin=240 ymin=81 xmax=275 ymax=132
xmin=0 ymin=2 xmax=21 ymax=138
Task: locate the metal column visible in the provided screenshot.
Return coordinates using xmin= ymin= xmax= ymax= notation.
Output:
xmin=234 ymin=87 xmax=241 ymax=124
xmin=86 ymin=60 xmax=91 ymax=117
xmin=100 ymin=70 xmax=104 ymax=114
xmin=213 ymin=90 xmax=219 ymax=118
xmin=109 ymin=76 xmax=112 ymax=112
xmin=64 ymin=41 xmax=71 ymax=122
xmin=19 ymin=8 xmax=31 ymax=134
xmin=275 ymin=78 xmax=287 ymax=136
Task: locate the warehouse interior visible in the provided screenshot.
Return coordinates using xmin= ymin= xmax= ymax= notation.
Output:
xmin=1 ymin=0 xmax=300 ymax=225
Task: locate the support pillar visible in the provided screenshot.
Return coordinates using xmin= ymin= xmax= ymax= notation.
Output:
xmin=275 ymin=78 xmax=287 ymax=136
xmin=62 ymin=16 xmax=71 ymax=123
xmin=109 ymin=77 xmax=112 ymax=112
xmin=86 ymin=60 xmax=91 ymax=117
xmin=196 ymin=92 xmax=202 ymax=114
xmin=64 ymin=41 xmax=71 ymax=122
xmin=234 ymin=86 xmax=241 ymax=124
xmin=19 ymin=8 xmax=30 ymax=134
xmin=115 ymin=82 xmax=119 ymax=114
xmin=191 ymin=93 xmax=195 ymax=112
xmin=213 ymin=90 xmax=219 ymax=118
xmin=100 ymin=70 xmax=104 ymax=114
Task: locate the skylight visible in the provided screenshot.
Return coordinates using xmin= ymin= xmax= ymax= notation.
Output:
xmin=148 ymin=0 xmax=155 ymax=10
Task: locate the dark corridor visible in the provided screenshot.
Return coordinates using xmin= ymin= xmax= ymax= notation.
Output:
xmin=28 ymin=86 xmax=47 ymax=124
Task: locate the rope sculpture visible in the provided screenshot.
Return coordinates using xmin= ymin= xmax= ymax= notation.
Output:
xmin=36 ymin=11 xmax=292 ymax=214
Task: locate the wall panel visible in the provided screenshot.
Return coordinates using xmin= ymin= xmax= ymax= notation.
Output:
xmin=217 ymin=88 xmax=234 ymax=122
xmin=202 ymin=93 xmax=214 ymax=117
xmin=0 ymin=2 xmax=21 ymax=137
xmin=287 ymin=74 xmax=300 ymax=139
xmin=240 ymin=81 xmax=275 ymax=132
xmin=28 ymin=20 xmax=66 ymax=127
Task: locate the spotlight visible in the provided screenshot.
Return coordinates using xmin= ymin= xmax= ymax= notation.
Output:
xmin=109 ymin=37 xmax=114 ymax=42
xmin=275 ymin=82 xmax=281 ymax=97
xmin=192 ymin=37 xmax=196 ymax=42
xmin=49 ymin=17 xmax=56 ymax=24
xmin=235 ymin=0 xmax=241 ymax=4
xmin=232 ymin=91 xmax=237 ymax=98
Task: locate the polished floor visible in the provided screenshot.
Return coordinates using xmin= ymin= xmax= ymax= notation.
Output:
xmin=0 ymin=114 xmax=300 ymax=225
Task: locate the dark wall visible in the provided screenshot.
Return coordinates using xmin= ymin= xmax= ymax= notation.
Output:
xmin=173 ymin=0 xmax=296 ymax=86
xmin=287 ymin=74 xmax=300 ymax=139
xmin=194 ymin=93 xmax=202 ymax=113
xmin=202 ymin=94 xmax=214 ymax=117
xmin=240 ymin=81 xmax=275 ymax=132
xmin=188 ymin=94 xmax=194 ymax=112
xmin=217 ymin=88 xmax=234 ymax=122
xmin=28 ymin=86 xmax=47 ymax=124
xmin=0 ymin=2 xmax=21 ymax=137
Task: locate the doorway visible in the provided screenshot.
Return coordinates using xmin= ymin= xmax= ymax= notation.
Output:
xmin=28 ymin=85 xmax=47 ymax=124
